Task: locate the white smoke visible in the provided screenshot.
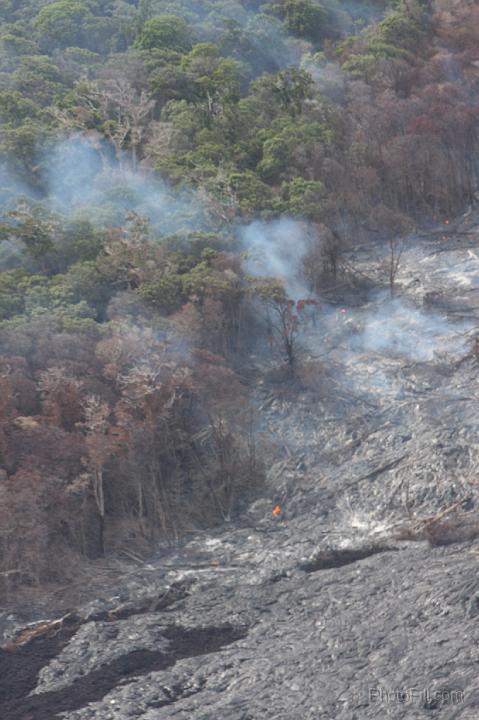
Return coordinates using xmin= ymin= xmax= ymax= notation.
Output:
xmin=239 ymin=217 xmax=312 ymax=299
xmin=349 ymin=295 xmax=472 ymax=362
xmin=42 ymin=135 xmax=207 ymax=234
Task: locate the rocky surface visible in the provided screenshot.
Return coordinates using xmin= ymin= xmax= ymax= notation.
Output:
xmin=3 ymin=212 xmax=479 ymax=719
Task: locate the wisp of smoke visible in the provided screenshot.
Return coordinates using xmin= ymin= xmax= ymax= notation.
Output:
xmin=43 ymin=135 xmax=207 ymax=234
xmin=239 ymin=217 xmax=312 ymax=299
xmin=0 ymin=165 xmax=34 ymax=208
xmin=0 ymin=165 xmax=40 ymax=270
xmin=46 ymin=135 xmax=105 ymax=208
xmin=301 ymin=57 xmax=347 ymax=103
xmin=350 ymin=295 xmax=471 ymax=362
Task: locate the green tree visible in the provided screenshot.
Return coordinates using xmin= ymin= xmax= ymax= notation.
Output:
xmin=227 ymin=171 xmax=273 ymax=215
xmin=267 ymin=0 xmax=329 ymax=41
xmin=52 ymin=260 xmax=114 ymax=316
xmin=0 ymin=90 xmax=41 ymax=125
xmin=252 ymin=68 xmax=314 ymax=118
xmin=258 ymin=121 xmax=332 ymax=183
xmin=277 ymin=177 xmax=325 ymax=218
xmin=34 ymin=1 xmax=92 ymax=49
xmin=135 ymin=15 xmax=192 ymax=52
xmin=0 ymin=203 xmax=58 ymax=270
xmin=13 ymin=56 xmax=68 ymax=106
xmin=137 ymin=275 xmax=182 ymax=314
xmin=0 ymin=120 xmax=50 ymax=180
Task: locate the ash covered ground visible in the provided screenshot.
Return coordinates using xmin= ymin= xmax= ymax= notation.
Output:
xmin=3 ymin=213 xmax=479 ymax=719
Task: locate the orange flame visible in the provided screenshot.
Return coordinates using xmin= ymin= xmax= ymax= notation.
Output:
xmin=272 ymin=505 xmax=281 ymax=517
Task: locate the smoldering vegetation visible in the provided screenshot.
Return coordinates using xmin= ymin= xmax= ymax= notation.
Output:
xmin=0 ymin=145 xmax=477 ymax=597
xmin=0 ymin=142 xmax=264 ymax=593
xmin=0 ymin=0 xmax=478 ymax=603
xmin=239 ymin=218 xmax=313 ymax=298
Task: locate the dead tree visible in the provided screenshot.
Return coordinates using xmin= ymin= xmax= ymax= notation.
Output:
xmin=388 ymin=237 xmax=404 ymax=297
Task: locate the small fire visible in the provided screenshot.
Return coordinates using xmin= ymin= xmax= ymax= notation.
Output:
xmin=272 ymin=504 xmax=281 ymax=517
xmin=444 ymin=219 xmax=449 ymax=225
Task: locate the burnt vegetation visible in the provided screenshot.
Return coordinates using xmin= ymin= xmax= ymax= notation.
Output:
xmin=0 ymin=0 xmax=478 ymax=595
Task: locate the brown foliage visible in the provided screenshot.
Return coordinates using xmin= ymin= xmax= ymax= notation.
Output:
xmin=0 ymin=316 xmax=264 ymax=594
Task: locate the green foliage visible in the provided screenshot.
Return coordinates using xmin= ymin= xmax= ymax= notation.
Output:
xmin=137 ymin=274 xmax=182 ymax=313
xmin=266 ymin=0 xmax=329 ymax=41
xmin=34 ymin=1 xmax=93 ymax=48
xmin=179 ymin=259 xmax=213 ymax=298
xmin=0 ymin=270 xmax=46 ymax=319
xmin=0 ymin=203 xmax=57 ymax=265
xmin=0 ymin=22 xmax=38 ymax=55
xmin=0 ymin=204 xmax=106 ymax=277
xmin=258 ymin=121 xmax=332 ymax=182
xmin=228 ymin=171 xmax=273 ymax=214
xmin=250 ymin=276 xmax=288 ymax=304
xmin=341 ymin=52 xmax=378 ymax=80
xmin=252 ymin=67 xmax=314 ymax=118
xmin=180 ymin=42 xmax=220 ymax=74
xmin=32 ymin=1 xmax=120 ymax=53
xmin=372 ymin=8 xmax=423 ymax=53
xmin=135 ymin=15 xmax=192 ymax=51
xmin=164 ymin=231 xmax=228 ymax=257
xmin=0 ymin=121 xmax=50 ymax=179
xmin=13 ymin=56 xmax=68 ymax=106
xmin=0 ymin=264 xmax=101 ymax=322
xmin=56 ymin=219 xmax=105 ymax=268
xmin=161 ymin=98 xmax=201 ymax=132
xmin=340 ymin=4 xmax=426 ymax=78
xmin=276 ymin=177 xmax=325 ymax=218
xmin=150 ymin=63 xmax=193 ymax=105
xmin=0 ymin=90 xmax=41 ymax=124
xmin=52 ymin=260 xmax=113 ymax=315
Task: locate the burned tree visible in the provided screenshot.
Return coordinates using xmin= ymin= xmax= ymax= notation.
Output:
xmin=388 ymin=236 xmax=404 ymax=297
xmin=56 ymin=77 xmax=155 ymax=170
xmin=301 ymin=224 xmax=342 ymax=294
xmin=80 ymin=395 xmax=117 ymax=557
xmin=368 ymin=206 xmax=409 ymax=297
xmin=252 ymin=280 xmax=316 ymax=373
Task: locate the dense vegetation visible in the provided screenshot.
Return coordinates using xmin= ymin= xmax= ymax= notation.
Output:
xmin=0 ymin=0 xmax=477 ymax=591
